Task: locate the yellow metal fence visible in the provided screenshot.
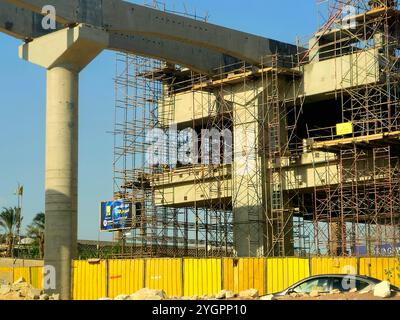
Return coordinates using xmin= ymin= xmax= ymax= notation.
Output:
xmin=266 ymin=258 xmax=310 ymax=294
xmin=145 ymin=259 xmax=182 ymax=297
xmin=223 ymin=258 xmax=265 ymax=295
xmin=0 ymin=266 xmax=43 ymax=289
xmin=184 ymin=258 xmax=221 ymax=297
xmin=73 ymin=260 xmax=107 ymax=300
xmin=311 ymin=257 xmax=358 ymax=276
xmin=2 ymin=257 xmax=399 ymax=300
xmin=359 ymin=257 xmax=400 ymax=288
xmin=71 ymin=257 xmax=389 ymax=299
xmin=108 ymin=259 xmax=144 ymax=299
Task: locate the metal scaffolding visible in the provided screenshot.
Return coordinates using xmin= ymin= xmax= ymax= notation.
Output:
xmin=308 ymin=0 xmax=400 ymax=256
xmin=110 ymin=0 xmax=400 ymax=258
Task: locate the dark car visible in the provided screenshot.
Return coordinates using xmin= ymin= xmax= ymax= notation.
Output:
xmin=266 ymin=274 xmax=400 ymax=298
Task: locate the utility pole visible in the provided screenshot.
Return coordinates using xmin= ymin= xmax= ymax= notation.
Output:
xmin=12 ymin=183 xmax=23 ymax=258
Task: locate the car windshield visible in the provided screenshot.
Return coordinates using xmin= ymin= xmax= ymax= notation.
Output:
xmin=293 ymin=278 xmax=330 ymax=293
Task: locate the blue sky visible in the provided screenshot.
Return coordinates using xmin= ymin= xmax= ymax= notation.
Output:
xmin=0 ymin=0 xmax=317 ymax=240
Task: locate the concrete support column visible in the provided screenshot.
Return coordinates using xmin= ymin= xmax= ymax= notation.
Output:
xmin=19 ymin=24 xmax=108 ymax=299
xmin=44 ymin=66 xmax=78 ymax=298
xmin=231 ymin=88 xmax=266 ymax=257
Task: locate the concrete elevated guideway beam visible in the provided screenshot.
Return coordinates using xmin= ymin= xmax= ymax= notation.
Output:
xmin=0 ymin=1 xmax=238 ymax=74
xmin=4 ymin=0 xmax=299 ymax=66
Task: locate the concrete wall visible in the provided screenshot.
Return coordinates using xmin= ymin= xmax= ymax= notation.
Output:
xmin=153 ymin=165 xmax=231 ymax=207
xmin=0 ymin=258 xmax=44 ymax=268
xmin=303 ymin=48 xmax=380 ymax=97
xmin=154 ymin=179 xmax=232 ymax=207
xmin=161 ymin=91 xmax=218 ymax=126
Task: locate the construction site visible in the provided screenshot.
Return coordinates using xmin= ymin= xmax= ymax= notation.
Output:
xmin=111 ymin=0 xmax=400 ymax=259
xmin=1 ymin=0 xmax=400 ymax=301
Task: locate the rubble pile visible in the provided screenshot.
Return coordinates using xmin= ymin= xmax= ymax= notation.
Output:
xmin=0 ymin=277 xmax=60 ymax=300
xmin=101 ymin=288 xmax=259 ymax=301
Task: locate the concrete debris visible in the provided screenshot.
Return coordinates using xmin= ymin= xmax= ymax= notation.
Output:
xmin=0 ymin=277 xmax=61 ymax=300
xmin=13 ymin=277 xmax=26 ymax=284
xmin=11 ymin=282 xmax=30 ymax=291
xmin=349 ymin=288 xmax=358 ymax=293
xmin=216 ymin=290 xmax=227 ymax=299
xmin=0 ymin=285 xmax=11 ymax=295
xmin=39 ymin=294 xmax=49 ymax=300
xmin=129 ymin=288 xmax=168 ymax=300
xmin=215 ymin=290 xmax=236 ymax=300
xmin=330 ymin=289 xmax=341 ymax=295
xmin=260 ymin=294 xmax=275 ymax=301
xmin=373 ymin=281 xmax=392 ymax=298
xmin=28 ymin=288 xmax=43 ymax=298
xmin=238 ymin=289 xmax=259 ymax=299
xmin=115 ymin=294 xmax=129 ymax=300
xmin=50 ymin=294 xmax=60 ymax=300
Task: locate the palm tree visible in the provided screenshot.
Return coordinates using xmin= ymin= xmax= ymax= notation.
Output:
xmin=0 ymin=207 xmax=21 ymax=257
xmin=26 ymin=212 xmax=45 ymax=259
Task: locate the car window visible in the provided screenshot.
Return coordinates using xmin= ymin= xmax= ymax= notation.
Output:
xmin=331 ymin=277 xmax=370 ymax=292
xmin=293 ymin=278 xmax=330 ymax=293
xmin=356 ymin=280 xmax=370 ymax=291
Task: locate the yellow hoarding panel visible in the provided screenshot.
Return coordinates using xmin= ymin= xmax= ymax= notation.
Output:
xmin=359 ymin=257 xmax=400 ymax=288
xmin=108 ymin=259 xmax=144 ymax=298
xmin=13 ymin=267 xmax=31 ymax=284
xmin=183 ymin=259 xmax=221 ymax=296
xmin=145 ymin=259 xmax=182 ymax=297
xmin=72 ymin=260 xmax=107 ymax=300
xmin=0 ymin=267 xmax=13 ymax=284
xmin=266 ymin=258 xmax=310 ymax=294
xmin=311 ymin=257 xmax=358 ymax=275
xmin=223 ymin=258 xmax=265 ymax=295
xmin=29 ymin=267 xmax=43 ymax=289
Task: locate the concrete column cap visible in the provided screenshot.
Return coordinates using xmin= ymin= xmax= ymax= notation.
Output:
xmin=19 ymin=23 xmax=109 ymax=71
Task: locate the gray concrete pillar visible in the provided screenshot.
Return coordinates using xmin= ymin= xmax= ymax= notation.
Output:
xmin=44 ymin=66 xmax=78 ymax=298
xmin=19 ymin=24 xmax=108 ymax=299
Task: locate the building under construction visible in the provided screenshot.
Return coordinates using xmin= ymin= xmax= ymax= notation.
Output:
xmin=112 ymin=0 xmax=400 ymax=258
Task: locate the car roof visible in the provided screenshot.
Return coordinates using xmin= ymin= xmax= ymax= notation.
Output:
xmin=289 ymin=274 xmax=382 ymax=287
xmin=300 ymin=274 xmax=380 ymax=280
